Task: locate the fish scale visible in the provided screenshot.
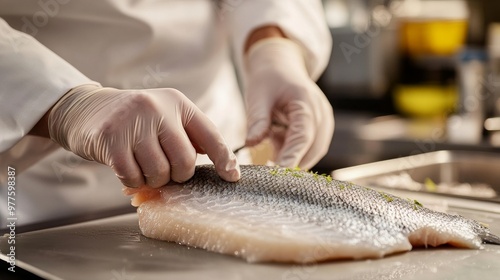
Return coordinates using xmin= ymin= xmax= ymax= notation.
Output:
xmin=133 ymin=165 xmax=500 ymax=263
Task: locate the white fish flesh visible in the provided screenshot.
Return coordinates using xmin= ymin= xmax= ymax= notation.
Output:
xmin=125 ymin=165 xmax=500 ymax=263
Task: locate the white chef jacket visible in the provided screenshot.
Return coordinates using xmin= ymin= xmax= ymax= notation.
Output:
xmin=0 ymin=0 xmax=332 ymax=228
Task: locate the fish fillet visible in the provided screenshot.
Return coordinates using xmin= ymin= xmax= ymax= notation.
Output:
xmin=125 ymin=165 xmax=500 ymax=263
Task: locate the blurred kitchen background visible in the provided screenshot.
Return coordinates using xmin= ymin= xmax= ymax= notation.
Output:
xmin=314 ymin=0 xmax=500 ymax=173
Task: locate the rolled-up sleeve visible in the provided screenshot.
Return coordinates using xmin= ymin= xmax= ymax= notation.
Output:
xmin=0 ymin=18 xmax=97 ymax=153
xmin=225 ymin=0 xmax=332 ymax=81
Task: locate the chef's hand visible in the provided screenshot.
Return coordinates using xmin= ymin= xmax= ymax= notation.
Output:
xmin=46 ymin=84 xmax=240 ymax=188
xmin=244 ymin=37 xmax=334 ymax=170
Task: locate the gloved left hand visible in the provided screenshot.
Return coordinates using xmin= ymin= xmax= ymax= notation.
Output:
xmin=48 ymin=85 xmax=240 ymax=188
xmin=243 ymin=38 xmax=334 ymax=170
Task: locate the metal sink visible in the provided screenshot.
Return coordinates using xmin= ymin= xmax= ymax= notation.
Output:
xmin=332 ymin=150 xmax=500 ymax=206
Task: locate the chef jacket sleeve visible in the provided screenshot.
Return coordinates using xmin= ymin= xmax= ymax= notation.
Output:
xmin=0 ymin=18 xmax=98 ymax=153
xmin=223 ymin=0 xmax=332 ymax=81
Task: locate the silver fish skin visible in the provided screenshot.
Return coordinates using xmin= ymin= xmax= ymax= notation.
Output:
xmin=135 ymin=165 xmax=500 ymax=263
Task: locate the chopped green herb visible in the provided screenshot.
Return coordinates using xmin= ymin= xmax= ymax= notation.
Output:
xmin=414 ymin=200 xmax=423 ymax=207
xmin=411 ymin=199 xmax=423 ymax=210
xmin=379 ymin=191 xmax=394 ymax=202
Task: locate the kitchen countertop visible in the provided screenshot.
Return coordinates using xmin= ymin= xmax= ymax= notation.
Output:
xmin=1 ymin=204 xmax=500 ymax=280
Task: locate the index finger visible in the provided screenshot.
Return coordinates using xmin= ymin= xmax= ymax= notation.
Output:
xmin=184 ymin=108 xmax=241 ymax=182
xmin=275 ymin=100 xmax=315 ymax=169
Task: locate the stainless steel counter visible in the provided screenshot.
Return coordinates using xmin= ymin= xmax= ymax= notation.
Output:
xmin=2 ymin=205 xmax=500 ymax=280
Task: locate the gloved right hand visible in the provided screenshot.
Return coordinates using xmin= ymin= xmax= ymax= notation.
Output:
xmin=243 ymin=38 xmax=334 ymax=170
xmin=48 ymin=84 xmax=240 ymax=188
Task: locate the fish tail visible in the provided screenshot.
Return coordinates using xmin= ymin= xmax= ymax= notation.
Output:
xmin=480 ymin=232 xmax=500 ymax=245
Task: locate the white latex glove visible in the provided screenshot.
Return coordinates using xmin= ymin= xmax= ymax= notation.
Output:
xmin=48 ymin=84 xmax=240 ymax=188
xmin=244 ymin=38 xmax=334 ymax=170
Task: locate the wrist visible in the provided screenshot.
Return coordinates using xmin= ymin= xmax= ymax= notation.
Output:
xmin=244 ymin=25 xmax=286 ymax=54
xmin=245 ymin=37 xmax=307 ymax=77
xmin=47 ymin=84 xmax=103 ymax=148
xmin=28 ymin=84 xmax=102 ymax=139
